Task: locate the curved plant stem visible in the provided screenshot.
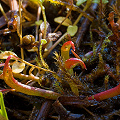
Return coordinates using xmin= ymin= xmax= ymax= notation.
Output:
xmin=3 ymin=55 xmax=60 ymax=100
xmin=61 ymin=41 xmax=75 ymax=62
xmin=17 ymin=57 xmax=55 ymax=74
xmin=88 ymin=84 xmax=120 ymax=101
xmin=0 ymin=70 xmax=39 ymax=82
xmin=0 ymin=73 xmax=3 ymax=80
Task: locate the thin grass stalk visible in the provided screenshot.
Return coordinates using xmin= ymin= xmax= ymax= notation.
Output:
xmin=36 ymin=6 xmax=41 ymax=41
xmin=39 ymin=2 xmax=47 ymax=39
xmin=73 ymin=0 xmax=92 ymax=25
xmin=19 ymin=0 xmax=24 ymax=59
xmin=0 ymin=3 xmax=8 ymax=22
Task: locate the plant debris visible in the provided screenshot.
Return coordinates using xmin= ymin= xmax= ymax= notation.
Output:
xmin=0 ymin=0 xmax=120 ymax=119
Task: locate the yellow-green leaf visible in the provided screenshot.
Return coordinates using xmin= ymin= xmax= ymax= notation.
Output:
xmin=54 ymin=17 xmax=72 ymax=26
xmin=67 ymin=25 xmax=78 ymax=36
xmin=76 ymin=0 xmax=87 ymax=6
xmin=92 ymin=0 xmax=108 ymax=3
xmin=0 ymin=92 xmax=8 ymax=120
xmin=35 ymin=20 xmax=43 ymax=26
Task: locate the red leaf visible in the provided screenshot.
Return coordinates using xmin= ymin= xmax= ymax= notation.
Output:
xmin=3 ymin=55 xmax=60 ymax=100
xmin=61 ymin=41 xmax=75 ymax=52
xmin=64 ymin=58 xmax=87 ymax=70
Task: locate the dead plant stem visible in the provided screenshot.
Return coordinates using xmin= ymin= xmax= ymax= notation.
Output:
xmin=19 ymin=0 xmax=24 ymax=59
xmin=0 ymin=3 xmax=8 ymax=22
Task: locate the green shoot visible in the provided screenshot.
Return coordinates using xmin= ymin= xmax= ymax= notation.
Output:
xmin=76 ymin=0 xmax=109 ymax=6
xmin=30 ymin=0 xmax=47 ymax=39
xmin=39 ymin=39 xmax=49 ymax=69
xmin=0 ymin=92 xmax=8 ymax=120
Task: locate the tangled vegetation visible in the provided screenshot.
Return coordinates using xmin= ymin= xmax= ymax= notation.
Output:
xmin=0 ymin=0 xmax=120 ymax=119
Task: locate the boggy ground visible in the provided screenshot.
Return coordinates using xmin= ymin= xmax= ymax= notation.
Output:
xmin=0 ymin=0 xmax=120 ymax=120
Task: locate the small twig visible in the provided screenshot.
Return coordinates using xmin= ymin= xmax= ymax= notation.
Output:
xmin=75 ymin=18 xmax=91 ymax=47
xmin=53 ymin=5 xmax=73 ymax=33
xmin=39 ymin=3 xmax=47 ymax=39
xmin=36 ymin=100 xmax=53 ymax=120
xmin=0 ymin=11 xmax=11 ymax=28
xmin=21 ymin=5 xmax=36 ymax=21
xmin=73 ymin=0 xmax=92 ymax=25
xmin=75 ymin=3 xmax=98 ymax=47
xmin=19 ymin=0 xmax=24 ymax=59
xmin=0 ymin=3 xmax=9 ymax=22
xmin=9 ymin=0 xmax=18 ymax=11
xmin=82 ymin=106 xmax=96 ymax=117
xmin=43 ymin=32 xmax=67 ymax=58
xmin=35 ymin=6 xmax=41 ymax=41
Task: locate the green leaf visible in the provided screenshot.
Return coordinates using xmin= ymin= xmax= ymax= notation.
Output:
xmin=67 ymin=25 xmax=78 ymax=36
xmin=0 ymin=92 xmax=8 ymax=120
xmin=76 ymin=0 xmax=87 ymax=6
xmin=92 ymin=0 xmax=109 ymax=3
xmin=40 ymin=39 xmax=49 ymax=69
xmin=76 ymin=0 xmax=109 ymax=6
xmin=35 ymin=20 xmax=43 ymax=26
xmin=54 ymin=17 xmax=72 ymax=26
